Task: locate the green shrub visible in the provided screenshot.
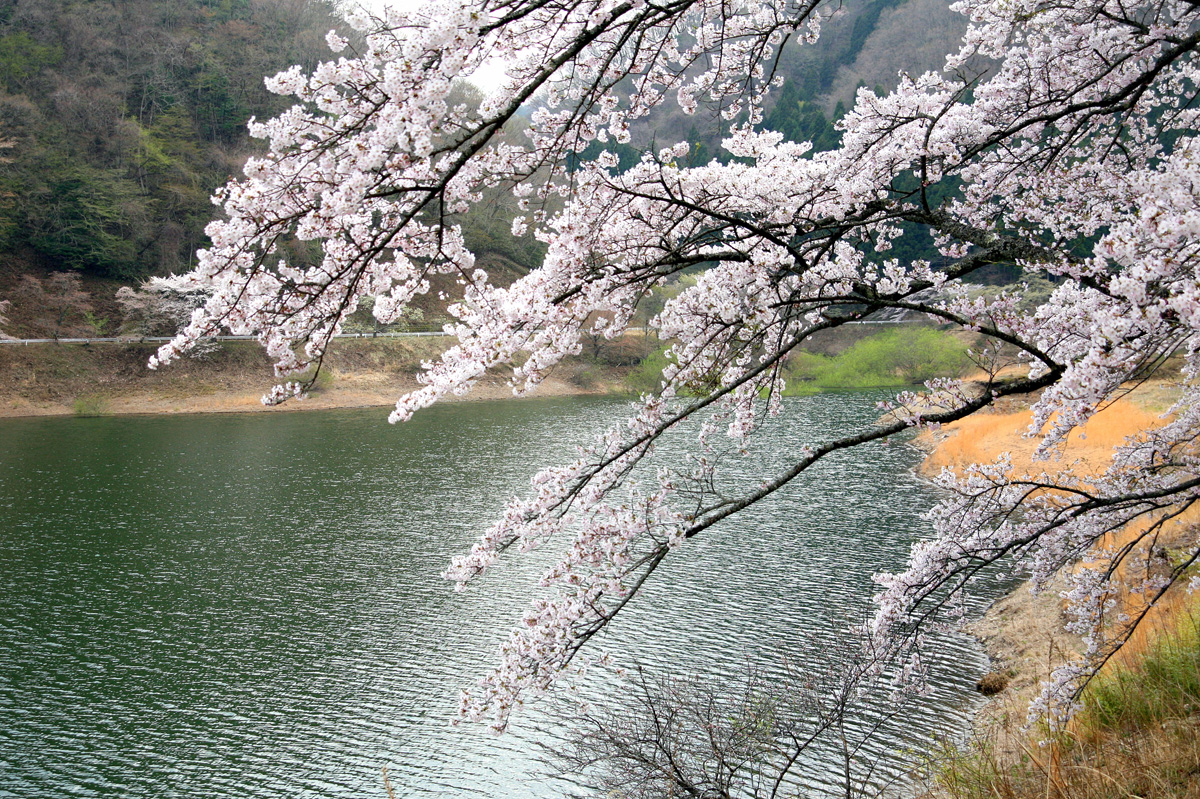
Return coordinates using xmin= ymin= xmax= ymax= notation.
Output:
xmin=623 ymin=348 xmax=673 ymax=395
xmin=72 ymin=394 xmax=111 ymax=417
xmin=308 ymin=366 xmax=336 ymax=393
xmin=785 ymin=327 xmax=975 ymax=393
xmin=569 ymin=364 xmax=602 ymax=389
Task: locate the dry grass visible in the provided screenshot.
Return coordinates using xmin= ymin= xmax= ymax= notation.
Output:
xmin=918 ymin=383 xmax=1200 ymax=799
xmin=921 ymin=391 xmax=1195 ymax=632
xmin=925 ymin=384 xmax=1197 ymax=649
xmin=930 ymin=722 xmax=1200 ymax=799
xmin=919 ymin=396 xmax=1167 ymax=478
xmin=927 ymin=601 xmax=1200 ymax=799
xmin=1106 ymin=572 xmax=1200 ymax=669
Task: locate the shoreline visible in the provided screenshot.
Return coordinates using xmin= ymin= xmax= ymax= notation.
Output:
xmin=0 ymin=373 xmax=621 ymax=419
xmin=910 ymin=385 xmax=1186 ymax=768
xmin=0 ymin=337 xmax=633 ymax=420
xmin=907 ymin=408 xmax=1081 ymax=764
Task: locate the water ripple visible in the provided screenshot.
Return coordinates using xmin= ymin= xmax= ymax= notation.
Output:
xmin=0 ymin=395 xmax=992 ymax=798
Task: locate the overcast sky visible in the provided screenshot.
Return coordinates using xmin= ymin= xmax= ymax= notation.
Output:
xmin=345 ymin=0 xmax=510 ymax=93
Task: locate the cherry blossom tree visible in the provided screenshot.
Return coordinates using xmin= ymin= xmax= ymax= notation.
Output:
xmin=154 ymin=0 xmax=1200 ymax=733
xmin=116 ymin=275 xmax=221 ymax=356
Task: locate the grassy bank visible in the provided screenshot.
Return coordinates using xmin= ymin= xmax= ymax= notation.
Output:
xmin=621 ymin=324 xmax=980 ymax=396
xmin=784 ymin=326 xmax=978 ymax=393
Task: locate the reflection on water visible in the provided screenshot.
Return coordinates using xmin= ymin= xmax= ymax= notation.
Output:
xmin=0 ymin=394 xmax=989 ymax=797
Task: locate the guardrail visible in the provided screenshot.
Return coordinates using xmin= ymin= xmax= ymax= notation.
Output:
xmin=0 ymin=319 xmax=916 ymax=345
xmin=0 ymin=331 xmax=453 ymax=345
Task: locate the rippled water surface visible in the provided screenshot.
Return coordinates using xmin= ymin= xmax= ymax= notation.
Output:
xmin=0 ymin=394 xmax=990 ymax=797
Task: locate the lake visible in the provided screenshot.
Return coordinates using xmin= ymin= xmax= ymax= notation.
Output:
xmin=0 ymin=393 xmax=989 ymax=797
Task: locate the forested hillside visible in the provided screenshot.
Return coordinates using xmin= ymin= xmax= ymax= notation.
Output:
xmin=0 ymin=0 xmax=343 ymax=280
xmin=621 ymin=0 xmax=967 ymax=163
xmin=574 ymin=0 xmax=975 ymax=280
xmin=0 ymin=0 xmax=970 ymax=339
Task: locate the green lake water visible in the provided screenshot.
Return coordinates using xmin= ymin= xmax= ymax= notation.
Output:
xmin=0 ymin=393 xmax=989 ymax=797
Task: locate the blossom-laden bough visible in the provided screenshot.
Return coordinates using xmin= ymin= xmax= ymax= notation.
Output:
xmin=154 ymin=0 xmax=1200 ymax=735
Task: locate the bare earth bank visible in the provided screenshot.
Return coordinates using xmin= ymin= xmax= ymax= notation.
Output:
xmin=0 ymin=337 xmax=630 ymax=418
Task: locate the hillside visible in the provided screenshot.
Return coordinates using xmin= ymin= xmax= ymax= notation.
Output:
xmin=623 ymin=0 xmax=969 ymax=158
xmin=0 ymin=0 xmax=350 ymax=281
xmin=0 ymin=0 xmax=971 ymax=341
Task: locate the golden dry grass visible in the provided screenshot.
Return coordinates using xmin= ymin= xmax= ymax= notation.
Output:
xmin=924 ymin=390 xmax=1196 ymax=635
xmin=932 ymin=718 xmax=1200 ymax=799
xmin=919 ymin=385 xmax=1200 ymax=799
xmin=919 ymin=397 xmax=1166 ymax=478
xmin=1099 ymin=558 xmax=1200 ymax=672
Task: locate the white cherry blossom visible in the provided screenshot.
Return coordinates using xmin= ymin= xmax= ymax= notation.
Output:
xmin=155 ymin=0 xmax=1200 ymax=730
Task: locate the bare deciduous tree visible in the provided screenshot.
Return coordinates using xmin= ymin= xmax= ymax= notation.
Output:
xmin=12 ymin=272 xmax=94 ymax=340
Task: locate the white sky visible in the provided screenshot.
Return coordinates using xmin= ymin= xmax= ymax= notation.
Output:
xmin=346 ymin=0 xmax=512 ymax=93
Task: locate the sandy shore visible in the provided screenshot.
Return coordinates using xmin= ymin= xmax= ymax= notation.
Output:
xmin=0 ymin=371 xmax=615 ymax=418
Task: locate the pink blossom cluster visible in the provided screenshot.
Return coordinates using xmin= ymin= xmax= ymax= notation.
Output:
xmin=154 ymin=0 xmax=1200 ymax=729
